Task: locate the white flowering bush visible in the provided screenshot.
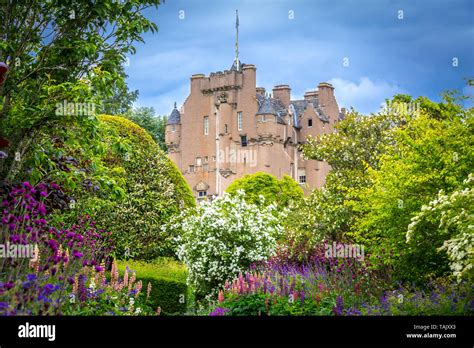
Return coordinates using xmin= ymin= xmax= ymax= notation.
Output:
xmin=169 ymin=190 xmax=285 ymax=296
xmin=407 ymin=174 xmax=474 ymax=280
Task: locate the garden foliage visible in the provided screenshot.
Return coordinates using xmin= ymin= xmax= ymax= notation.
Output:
xmin=169 ymin=191 xmax=285 ymax=297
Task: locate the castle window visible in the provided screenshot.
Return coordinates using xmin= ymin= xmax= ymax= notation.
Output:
xmin=204 ymin=116 xmax=209 ymax=135
xmin=212 ymin=156 xmax=216 ymax=161
xmin=198 ymin=191 xmax=207 ymax=198
xmin=203 ymin=163 xmax=209 ymax=171
xmin=237 ymin=112 xmax=243 ymax=131
xmin=204 ymin=156 xmax=209 ymax=163
xmin=196 ymin=157 xmax=202 ymax=166
xmin=224 ymin=124 xmax=228 ymax=133
xmin=189 ymin=165 xmax=195 ymax=173
xmin=172 ymin=125 xmax=176 ymax=132
xmin=261 ymin=115 xmax=266 ymax=122
xmin=308 ymin=119 xmax=313 ymax=127
xmin=298 ymin=168 xmax=306 ymax=184
xmin=240 ymin=135 xmax=248 ymax=147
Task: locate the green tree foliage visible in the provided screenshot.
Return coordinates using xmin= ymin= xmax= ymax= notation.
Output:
xmin=300 ymin=86 xmax=473 ymax=283
xmin=226 ymin=172 xmax=303 ymax=208
xmin=0 ymin=0 xmax=161 ymax=181
xmin=77 ymin=115 xmax=195 ymax=260
xmin=298 ymin=111 xmax=399 ymax=243
xmin=351 ymin=93 xmax=473 ymax=282
xmin=125 ymin=107 xmax=168 ymax=151
xmin=97 ymin=63 xmax=139 ymax=116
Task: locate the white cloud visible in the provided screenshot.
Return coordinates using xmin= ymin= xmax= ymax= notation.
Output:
xmin=328 ymin=77 xmax=407 ymax=114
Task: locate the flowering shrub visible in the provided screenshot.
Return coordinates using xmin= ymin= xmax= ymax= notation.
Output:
xmin=407 ymin=174 xmax=474 ymax=281
xmin=169 ymin=191 xmax=284 ymax=297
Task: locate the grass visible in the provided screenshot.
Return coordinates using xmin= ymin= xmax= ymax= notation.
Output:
xmin=116 ymin=257 xmax=188 ymax=282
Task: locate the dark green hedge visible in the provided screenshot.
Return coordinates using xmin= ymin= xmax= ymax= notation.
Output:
xmin=141 ymin=276 xmax=187 ymax=315
xmin=117 ymin=259 xmax=188 ymax=315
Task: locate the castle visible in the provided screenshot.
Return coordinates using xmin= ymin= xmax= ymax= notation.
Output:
xmin=165 ymin=12 xmax=344 ymax=200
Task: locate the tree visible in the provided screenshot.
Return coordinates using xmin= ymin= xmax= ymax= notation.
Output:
xmin=226 ymin=172 xmax=303 ymax=208
xmin=124 ymin=107 xmax=167 ymax=151
xmin=0 ymin=0 xmax=161 ymax=182
xmin=351 ymin=92 xmax=473 ymax=282
xmin=300 ymin=110 xmax=400 ymax=242
xmin=97 ymin=63 xmax=139 ymax=116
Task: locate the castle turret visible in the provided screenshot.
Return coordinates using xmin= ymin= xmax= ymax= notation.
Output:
xmin=165 ymin=102 xmax=181 ymax=150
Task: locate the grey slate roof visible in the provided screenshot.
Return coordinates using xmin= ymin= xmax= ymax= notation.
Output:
xmin=167 ymin=102 xmax=181 ymax=125
xmin=289 ymin=98 xmax=329 ymax=123
xmin=255 ymin=94 xmax=287 ymax=125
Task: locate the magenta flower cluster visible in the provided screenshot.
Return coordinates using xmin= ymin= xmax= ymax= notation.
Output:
xmin=0 ymin=181 xmax=114 ymax=315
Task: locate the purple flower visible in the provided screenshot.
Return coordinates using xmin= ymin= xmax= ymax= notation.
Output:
xmin=0 ymin=151 xmax=7 ymax=159
xmin=333 ymin=295 xmax=344 ymax=316
xmin=22 ymin=182 xmax=33 ymax=190
xmin=38 ymin=204 xmax=46 ymax=216
xmin=72 ymin=250 xmax=83 ymax=258
xmin=209 ymin=307 xmax=230 ymax=316
xmin=48 ymin=239 xmax=58 ymax=251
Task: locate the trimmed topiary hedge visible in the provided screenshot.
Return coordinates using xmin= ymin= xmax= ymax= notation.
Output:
xmin=79 ymin=115 xmax=195 ymax=260
xmin=117 ymin=259 xmax=188 ymax=315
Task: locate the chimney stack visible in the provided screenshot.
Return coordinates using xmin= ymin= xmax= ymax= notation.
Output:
xmin=272 ymin=84 xmax=291 ymax=107
xmin=256 ymin=87 xmax=266 ymax=96
xmin=304 ymin=90 xmax=319 ymax=100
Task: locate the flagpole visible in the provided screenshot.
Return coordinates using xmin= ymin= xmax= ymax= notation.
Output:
xmin=235 ymin=9 xmax=239 ymax=70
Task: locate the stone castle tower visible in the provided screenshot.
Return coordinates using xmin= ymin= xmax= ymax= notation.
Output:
xmin=165 ymin=11 xmax=344 ymax=200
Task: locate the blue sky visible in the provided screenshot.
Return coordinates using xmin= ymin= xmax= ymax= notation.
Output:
xmin=125 ymin=0 xmax=474 ymax=116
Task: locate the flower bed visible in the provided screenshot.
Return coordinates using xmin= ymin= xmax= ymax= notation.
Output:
xmin=208 ymin=248 xmax=473 ymax=316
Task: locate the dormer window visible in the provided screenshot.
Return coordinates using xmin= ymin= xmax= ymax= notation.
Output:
xmin=308 ymin=119 xmax=313 ymax=127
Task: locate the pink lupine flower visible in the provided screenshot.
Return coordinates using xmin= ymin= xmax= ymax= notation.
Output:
xmin=123 ymin=270 xmax=129 ymax=287
xmin=218 ymin=290 xmax=225 ymax=303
